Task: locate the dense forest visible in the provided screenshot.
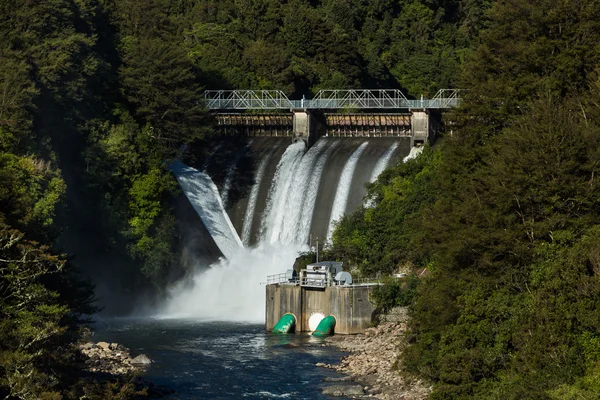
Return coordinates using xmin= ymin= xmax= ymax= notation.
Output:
xmin=331 ymin=0 xmax=600 ymax=398
xmin=1 ymin=0 xmax=599 ymax=398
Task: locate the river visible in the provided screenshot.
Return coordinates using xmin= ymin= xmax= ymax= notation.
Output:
xmin=94 ymin=318 xmax=349 ymax=399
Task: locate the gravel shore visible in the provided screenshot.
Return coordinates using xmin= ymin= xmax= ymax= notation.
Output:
xmin=319 ymin=317 xmax=431 ymax=399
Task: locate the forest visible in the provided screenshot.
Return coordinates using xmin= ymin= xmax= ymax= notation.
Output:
xmin=1 ymin=0 xmax=599 ymax=398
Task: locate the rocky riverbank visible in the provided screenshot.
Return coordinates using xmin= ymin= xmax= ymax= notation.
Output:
xmin=79 ymin=341 xmax=151 ymax=375
xmin=318 ymin=310 xmax=431 ymax=399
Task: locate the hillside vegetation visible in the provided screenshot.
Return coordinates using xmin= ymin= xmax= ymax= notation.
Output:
xmin=2 ymin=0 xmax=598 ymax=398
xmin=331 ymin=0 xmax=600 ymax=398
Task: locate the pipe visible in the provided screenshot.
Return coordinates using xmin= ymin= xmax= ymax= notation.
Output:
xmin=272 ymin=313 xmax=296 ymax=333
xmin=312 ymin=315 xmax=336 ymax=337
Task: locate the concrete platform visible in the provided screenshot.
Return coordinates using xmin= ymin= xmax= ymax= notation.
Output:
xmin=265 ymin=284 xmax=376 ymax=334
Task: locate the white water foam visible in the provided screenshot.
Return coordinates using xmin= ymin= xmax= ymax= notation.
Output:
xmin=326 ymin=141 xmax=369 ymax=240
xmin=259 ymin=141 xmax=306 ymax=244
xmin=170 ymin=161 xmax=243 ymax=259
xmin=403 ymin=145 xmax=424 ymax=163
xmin=162 ymin=244 xmax=303 ymax=321
xmin=264 ymin=140 xmax=331 ymax=245
xmin=369 ymin=141 xmax=399 ymax=182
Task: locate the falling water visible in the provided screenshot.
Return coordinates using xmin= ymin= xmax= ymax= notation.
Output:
xmin=169 ymin=161 xmax=243 ymax=259
xmin=262 ymin=140 xmax=333 ymax=245
xmin=259 ymin=141 xmax=306 ymax=244
xmin=326 ymin=141 xmax=369 ymax=240
xmin=403 ymin=145 xmax=424 ymax=163
xmin=297 ymin=140 xmax=340 ymax=243
xmin=164 ymin=139 xmax=407 ymax=321
xmin=241 ymin=151 xmax=273 ymax=246
xmin=369 ymin=142 xmax=399 ymax=182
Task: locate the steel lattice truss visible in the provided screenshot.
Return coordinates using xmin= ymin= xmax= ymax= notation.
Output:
xmin=204 ymin=89 xmax=462 ymax=110
xmin=312 ymin=89 xmax=410 ymax=109
xmin=205 ymin=90 xmax=295 ymax=109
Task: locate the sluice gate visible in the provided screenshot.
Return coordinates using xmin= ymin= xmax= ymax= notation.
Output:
xmin=215 ymin=113 xmax=293 ymax=137
xmin=325 ymin=113 xmax=411 ymax=137
xmin=214 ymin=112 xmax=413 ymax=140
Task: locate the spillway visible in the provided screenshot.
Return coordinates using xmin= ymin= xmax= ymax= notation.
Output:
xmin=163 ymin=137 xmax=411 ymax=320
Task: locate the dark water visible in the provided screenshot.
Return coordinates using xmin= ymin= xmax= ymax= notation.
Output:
xmin=94 ymin=319 xmax=349 ymax=399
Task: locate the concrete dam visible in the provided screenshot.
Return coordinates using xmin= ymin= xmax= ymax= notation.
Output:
xmin=164 ymin=87 xmax=460 ymax=320
xmin=197 ymin=136 xmax=411 ymax=250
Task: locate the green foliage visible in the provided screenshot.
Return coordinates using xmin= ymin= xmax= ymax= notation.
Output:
xmin=329 ymin=0 xmax=600 ymax=398
xmin=371 ymin=276 xmax=420 ymax=312
xmin=331 ymin=145 xmax=440 ymax=275
xmin=181 ymin=0 xmax=479 ymax=96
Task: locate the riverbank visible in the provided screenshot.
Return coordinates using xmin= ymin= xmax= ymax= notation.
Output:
xmin=78 ymin=341 xmax=151 ymax=375
xmin=319 ymin=310 xmax=431 ymax=399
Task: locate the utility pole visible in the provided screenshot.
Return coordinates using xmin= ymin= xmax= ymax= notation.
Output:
xmin=316 ymin=237 xmax=319 ymax=263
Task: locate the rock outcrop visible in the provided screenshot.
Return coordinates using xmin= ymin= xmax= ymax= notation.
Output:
xmin=79 ymin=341 xmax=151 ymax=375
xmin=320 ymin=318 xmax=432 ymax=399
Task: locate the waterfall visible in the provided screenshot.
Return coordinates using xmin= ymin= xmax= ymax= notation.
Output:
xmin=240 ymin=151 xmax=272 ymax=246
xmin=369 ymin=142 xmax=398 ymax=182
xmin=259 ymin=141 xmax=306 ymax=244
xmin=163 ymin=138 xmax=407 ymax=321
xmin=326 ymin=141 xmax=369 ymax=240
xmin=297 ymin=140 xmax=340 ymax=243
xmin=169 ymin=161 xmax=243 ymax=259
xmin=403 ymin=145 xmax=424 ymax=163
xmin=261 ymin=140 xmax=333 ymax=245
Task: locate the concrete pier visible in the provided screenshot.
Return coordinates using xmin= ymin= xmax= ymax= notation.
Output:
xmin=265 ymin=284 xmax=376 ymax=335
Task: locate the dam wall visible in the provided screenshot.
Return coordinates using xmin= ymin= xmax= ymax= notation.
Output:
xmin=208 ymin=137 xmax=410 ymax=246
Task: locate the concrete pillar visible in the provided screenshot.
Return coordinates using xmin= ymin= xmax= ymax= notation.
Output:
xmin=410 ymin=110 xmax=429 ymax=146
xmin=410 ymin=110 xmax=441 ymax=146
xmin=292 ymin=110 xmax=325 ymax=148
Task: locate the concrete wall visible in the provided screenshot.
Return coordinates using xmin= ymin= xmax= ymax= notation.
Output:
xmin=265 ymin=284 xmax=376 ymax=334
xmin=266 ymin=284 xmax=302 ymax=332
xmin=411 ymin=110 xmax=429 ymax=145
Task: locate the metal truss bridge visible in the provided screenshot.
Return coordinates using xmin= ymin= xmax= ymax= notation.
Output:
xmin=204 ymin=89 xmax=461 ymax=110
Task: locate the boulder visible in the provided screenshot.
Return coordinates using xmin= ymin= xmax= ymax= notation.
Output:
xmin=132 ymin=354 xmax=152 ymax=365
xmin=322 ymin=385 xmax=364 ymax=396
xmin=97 ymin=342 xmax=110 ymax=350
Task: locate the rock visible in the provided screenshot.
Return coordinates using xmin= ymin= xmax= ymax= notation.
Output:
xmin=315 ymin=362 xmax=327 ymax=367
xmin=322 ymin=385 xmax=364 ymax=396
xmin=97 ymin=342 xmax=110 ymax=350
xmin=110 ymin=343 xmax=119 ymax=350
xmin=132 ymin=354 xmax=152 ymax=365
xmin=324 ymin=376 xmax=352 ymax=382
xmin=80 ymin=342 xmax=95 ymax=350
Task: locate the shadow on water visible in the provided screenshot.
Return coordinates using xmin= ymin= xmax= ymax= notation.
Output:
xmin=94 ymin=318 xmax=349 ymax=400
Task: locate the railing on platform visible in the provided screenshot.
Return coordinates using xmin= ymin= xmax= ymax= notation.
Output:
xmin=204 ymin=89 xmax=462 ymax=110
xmin=265 ymin=273 xmax=382 ymax=287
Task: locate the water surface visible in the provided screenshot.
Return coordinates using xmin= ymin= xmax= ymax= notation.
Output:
xmin=94 ymin=319 xmax=348 ymax=399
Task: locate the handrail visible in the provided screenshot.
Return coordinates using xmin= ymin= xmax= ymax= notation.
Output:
xmin=204 ymin=89 xmax=462 ymax=110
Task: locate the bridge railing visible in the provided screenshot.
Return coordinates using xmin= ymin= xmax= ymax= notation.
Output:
xmin=205 ymin=90 xmax=297 ymax=109
xmin=204 ymin=89 xmax=462 ymax=110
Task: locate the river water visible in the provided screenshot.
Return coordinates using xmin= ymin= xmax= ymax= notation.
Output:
xmin=94 ymin=318 xmax=349 ymax=399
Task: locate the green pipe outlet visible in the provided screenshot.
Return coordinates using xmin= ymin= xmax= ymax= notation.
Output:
xmin=312 ymin=315 xmax=336 ymax=337
xmin=272 ymin=313 xmax=296 ymax=333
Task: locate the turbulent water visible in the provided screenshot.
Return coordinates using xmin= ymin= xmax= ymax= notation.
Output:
xmin=94 ymin=319 xmax=348 ymax=399
xmin=165 ymin=137 xmax=410 ymax=320
xmin=136 ymin=138 xmax=414 ymax=399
